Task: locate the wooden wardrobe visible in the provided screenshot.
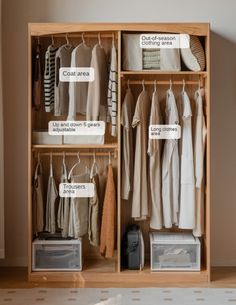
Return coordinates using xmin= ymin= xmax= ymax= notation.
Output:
xmin=28 ymin=23 xmax=211 ymax=285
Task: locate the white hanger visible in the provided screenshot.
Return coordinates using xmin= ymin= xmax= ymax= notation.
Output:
xmin=68 ymin=152 xmax=81 ymax=180
xmin=51 ymin=35 xmax=55 ymax=46
xmin=82 ymin=32 xmax=86 ymax=44
xmin=62 ymin=152 xmax=67 ymax=179
xmin=50 ymin=152 xmax=53 ymax=177
xmin=98 ymin=32 xmax=102 ymax=47
xmin=169 ymin=79 xmax=172 ymax=91
xmin=142 ymin=79 xmax=145 ymax=91
xmin=198 ymin=78 xmax=201 ymax=91
xmin=154 ymin=80 xmax=157 ymax=92
xmin=112 ymin=32 xmax=115 ymax=47
xmin=182 ymin=79 xmax=186 ymax=93
xmin=90 ymin=152 xmax=99 ymax=179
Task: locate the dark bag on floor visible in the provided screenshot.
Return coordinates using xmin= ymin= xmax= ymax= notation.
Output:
xmin=123 ymin=224 xmax=144 ymax=270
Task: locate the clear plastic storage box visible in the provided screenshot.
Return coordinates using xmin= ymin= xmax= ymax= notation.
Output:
xmin=150 ymin=232 xmax=200 ymax=271
xmin=32 ymin=239 xmax=82 ymax=271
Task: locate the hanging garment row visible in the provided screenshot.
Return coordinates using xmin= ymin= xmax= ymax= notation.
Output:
xmin=32 ymin=33 xmax=118 ymax=137
xmin=32 ymin=152 xmax=116 ymax=258
xmin=121 ymin=80 xmax=207 ymax=237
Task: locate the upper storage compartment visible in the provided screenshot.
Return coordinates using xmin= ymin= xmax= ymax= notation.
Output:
xmin=122 ymin=32 xmax=206 ymax=72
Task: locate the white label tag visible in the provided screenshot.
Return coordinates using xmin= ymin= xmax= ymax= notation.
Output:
xmin=149 ymin=124 xmax=181 ymax=139
xmin=59 ymin=183 xmax=94 ymax=198
xmin=140 ymin=34 xmax=189 ymax=49
xmin=48 ymin=121 xmax=105 ymax=136
xmin=59 ymin=67 xmax=95 ymax=82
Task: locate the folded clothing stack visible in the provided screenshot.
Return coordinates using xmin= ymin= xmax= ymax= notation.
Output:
xmin=142 ymin=48 xmax=160 ymax=70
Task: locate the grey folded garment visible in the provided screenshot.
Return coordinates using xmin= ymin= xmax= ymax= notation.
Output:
xmin=142 ymin=48 xmax=160 ymax=69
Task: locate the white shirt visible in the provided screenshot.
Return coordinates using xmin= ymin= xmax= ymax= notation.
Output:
xmin=179 ymin=90 xmax=195 ymax=229
xmin=162 ymin=89 xmax=179 ymax=228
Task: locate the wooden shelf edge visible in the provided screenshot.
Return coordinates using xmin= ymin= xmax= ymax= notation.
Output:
xmin=29 ymin=270 xmax=209 ymax=285
xmin=32 ymin=144 xmax=118 ymax=149
xmin=121 ymin=71 xmax=208 ymax=76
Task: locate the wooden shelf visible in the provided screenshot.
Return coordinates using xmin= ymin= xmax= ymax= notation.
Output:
xmin=32 ymin=144 xmax=118 ymax=149
xmin=29 ymin=269 xmax=209 ymax=285
xmin=121 ymin=71 xmax=208 ymax=76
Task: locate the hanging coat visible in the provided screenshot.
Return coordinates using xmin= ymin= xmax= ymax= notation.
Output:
xmin=67 ymin=42 xmax=92 ymax=119
xmin=44 ymin=44 xmax=58 ymax=112
xmin=193 ymin=88 xmax=207 ymax=237
xmin=162 ymin=89 xmax=179 ymax=228
xmin=54 ymin=44 xmax=74 ymax=116
xmin=148 ymin=90 xmax=163 ymax=229
xmin=132 ymin=90 xmax=151 ymax=220
xmin=107 ymin=44 xmax=118 ymax=137
xmin=86 ymin=44 xmax=108 ymax=121
xmin=32 ymin=159 xmax=44 ymax=235
xmin=32 ymin=42 xmax=43 ymax=110
xmin=121 ymin=88 xmax=135 ymax=200
xmin=179 ymin=90 xmax=195 ymax=229
xmin=100 ymin=164 xmax=116 ymax=258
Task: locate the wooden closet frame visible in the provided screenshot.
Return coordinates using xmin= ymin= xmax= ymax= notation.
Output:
xmin=28 ymin=23 xmax=211 ymax=286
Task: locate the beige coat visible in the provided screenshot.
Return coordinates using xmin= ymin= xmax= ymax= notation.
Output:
xmin=162 ymin=89 xmax=179 ymax=228
xmin=148 ymin=90 xmax=163 ymax=229
xmin=193 ymin=89 xmax=207 ymax=237
xmin=121 ymin=88 xmax=135 ymax=200
xmin=86 ymin=44 xmax=108 ymax=121
xmin=132 ymin=90 xmax=151 ymax=220
xmin=67 ymin=43 xmax=92 ymax=119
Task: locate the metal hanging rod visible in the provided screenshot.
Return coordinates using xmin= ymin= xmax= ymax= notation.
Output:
xmin=126 ymin=80 xmax=202 ymax=85
xmin=34 ymin=151 xmax=117 ymax=158
xmin=38 ymin=32 xmax=117 ymax=39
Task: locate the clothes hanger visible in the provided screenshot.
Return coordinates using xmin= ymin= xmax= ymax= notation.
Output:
xmin=82 ymin=32 xmax=86 ymax=45
xmin=65 ymin=33 xmax=72 ymax=49
xmin=108 ymin=151 xmax=112 ymax=165
xmin=127 ymin=79 xmax=130 ymax=90
xmin=34 ymin=152 xmax=41 ymax=179
xmin=169 ymin=79 xmax=172 ymax=91
xmin=51 ymin=35 xmax=55 ymax=46
xmin=37 ymin=36 xmax=40 ymax=45
xmin=182 ymin=79 xmax=186 ymax=93
xmin=62 ymin=151 xmax=67 ymax=178
xmin=50 ymin=152 xmax=53 ymax=177
xmin=90 ymin=151 xmax=99 ymax=179
xmin=154 ymin=80 xmax=157 ymax=93
xmin=142 ymin=79 xmax=145 ymax=91
xmin=98 ymin=32 xmax=102 ymax=47
xmin=68 ymin=152 xmax=85 ymax=179
xmin=112 ymin=33 xmax=115 ymax=47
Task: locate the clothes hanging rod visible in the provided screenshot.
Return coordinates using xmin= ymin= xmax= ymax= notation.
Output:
xmin=37 ymin=33 xmax=116 ymax=39
xmin=34 ymin=152 xmax=117 ymax=158
xmin=126 ymin=80 xmax=202 ymax=85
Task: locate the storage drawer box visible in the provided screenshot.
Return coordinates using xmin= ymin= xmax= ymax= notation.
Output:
xmin=32 ymin=130 xmax=63 ymax=145
xmin=150 ymin=232 xmax=200 ymax=271
xmin=32 ymin=239 xmax=82 ymax=271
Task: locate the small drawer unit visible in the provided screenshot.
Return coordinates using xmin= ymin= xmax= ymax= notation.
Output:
xmin=150 ymin=232 xmax=200 ymax=271
xmin=32 ymin=239 xmax=82 ymax=271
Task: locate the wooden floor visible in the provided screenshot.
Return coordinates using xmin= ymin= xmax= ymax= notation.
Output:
xmin=1 ymin=267 xmax=236 ymax=288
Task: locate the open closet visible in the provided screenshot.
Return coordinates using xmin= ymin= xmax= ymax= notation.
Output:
xmin=28 ymin=23 xmax=210 ymax=285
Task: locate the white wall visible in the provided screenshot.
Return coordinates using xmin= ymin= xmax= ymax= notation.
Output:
xmin=1 ymin=0 xmax=236 ymax=266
